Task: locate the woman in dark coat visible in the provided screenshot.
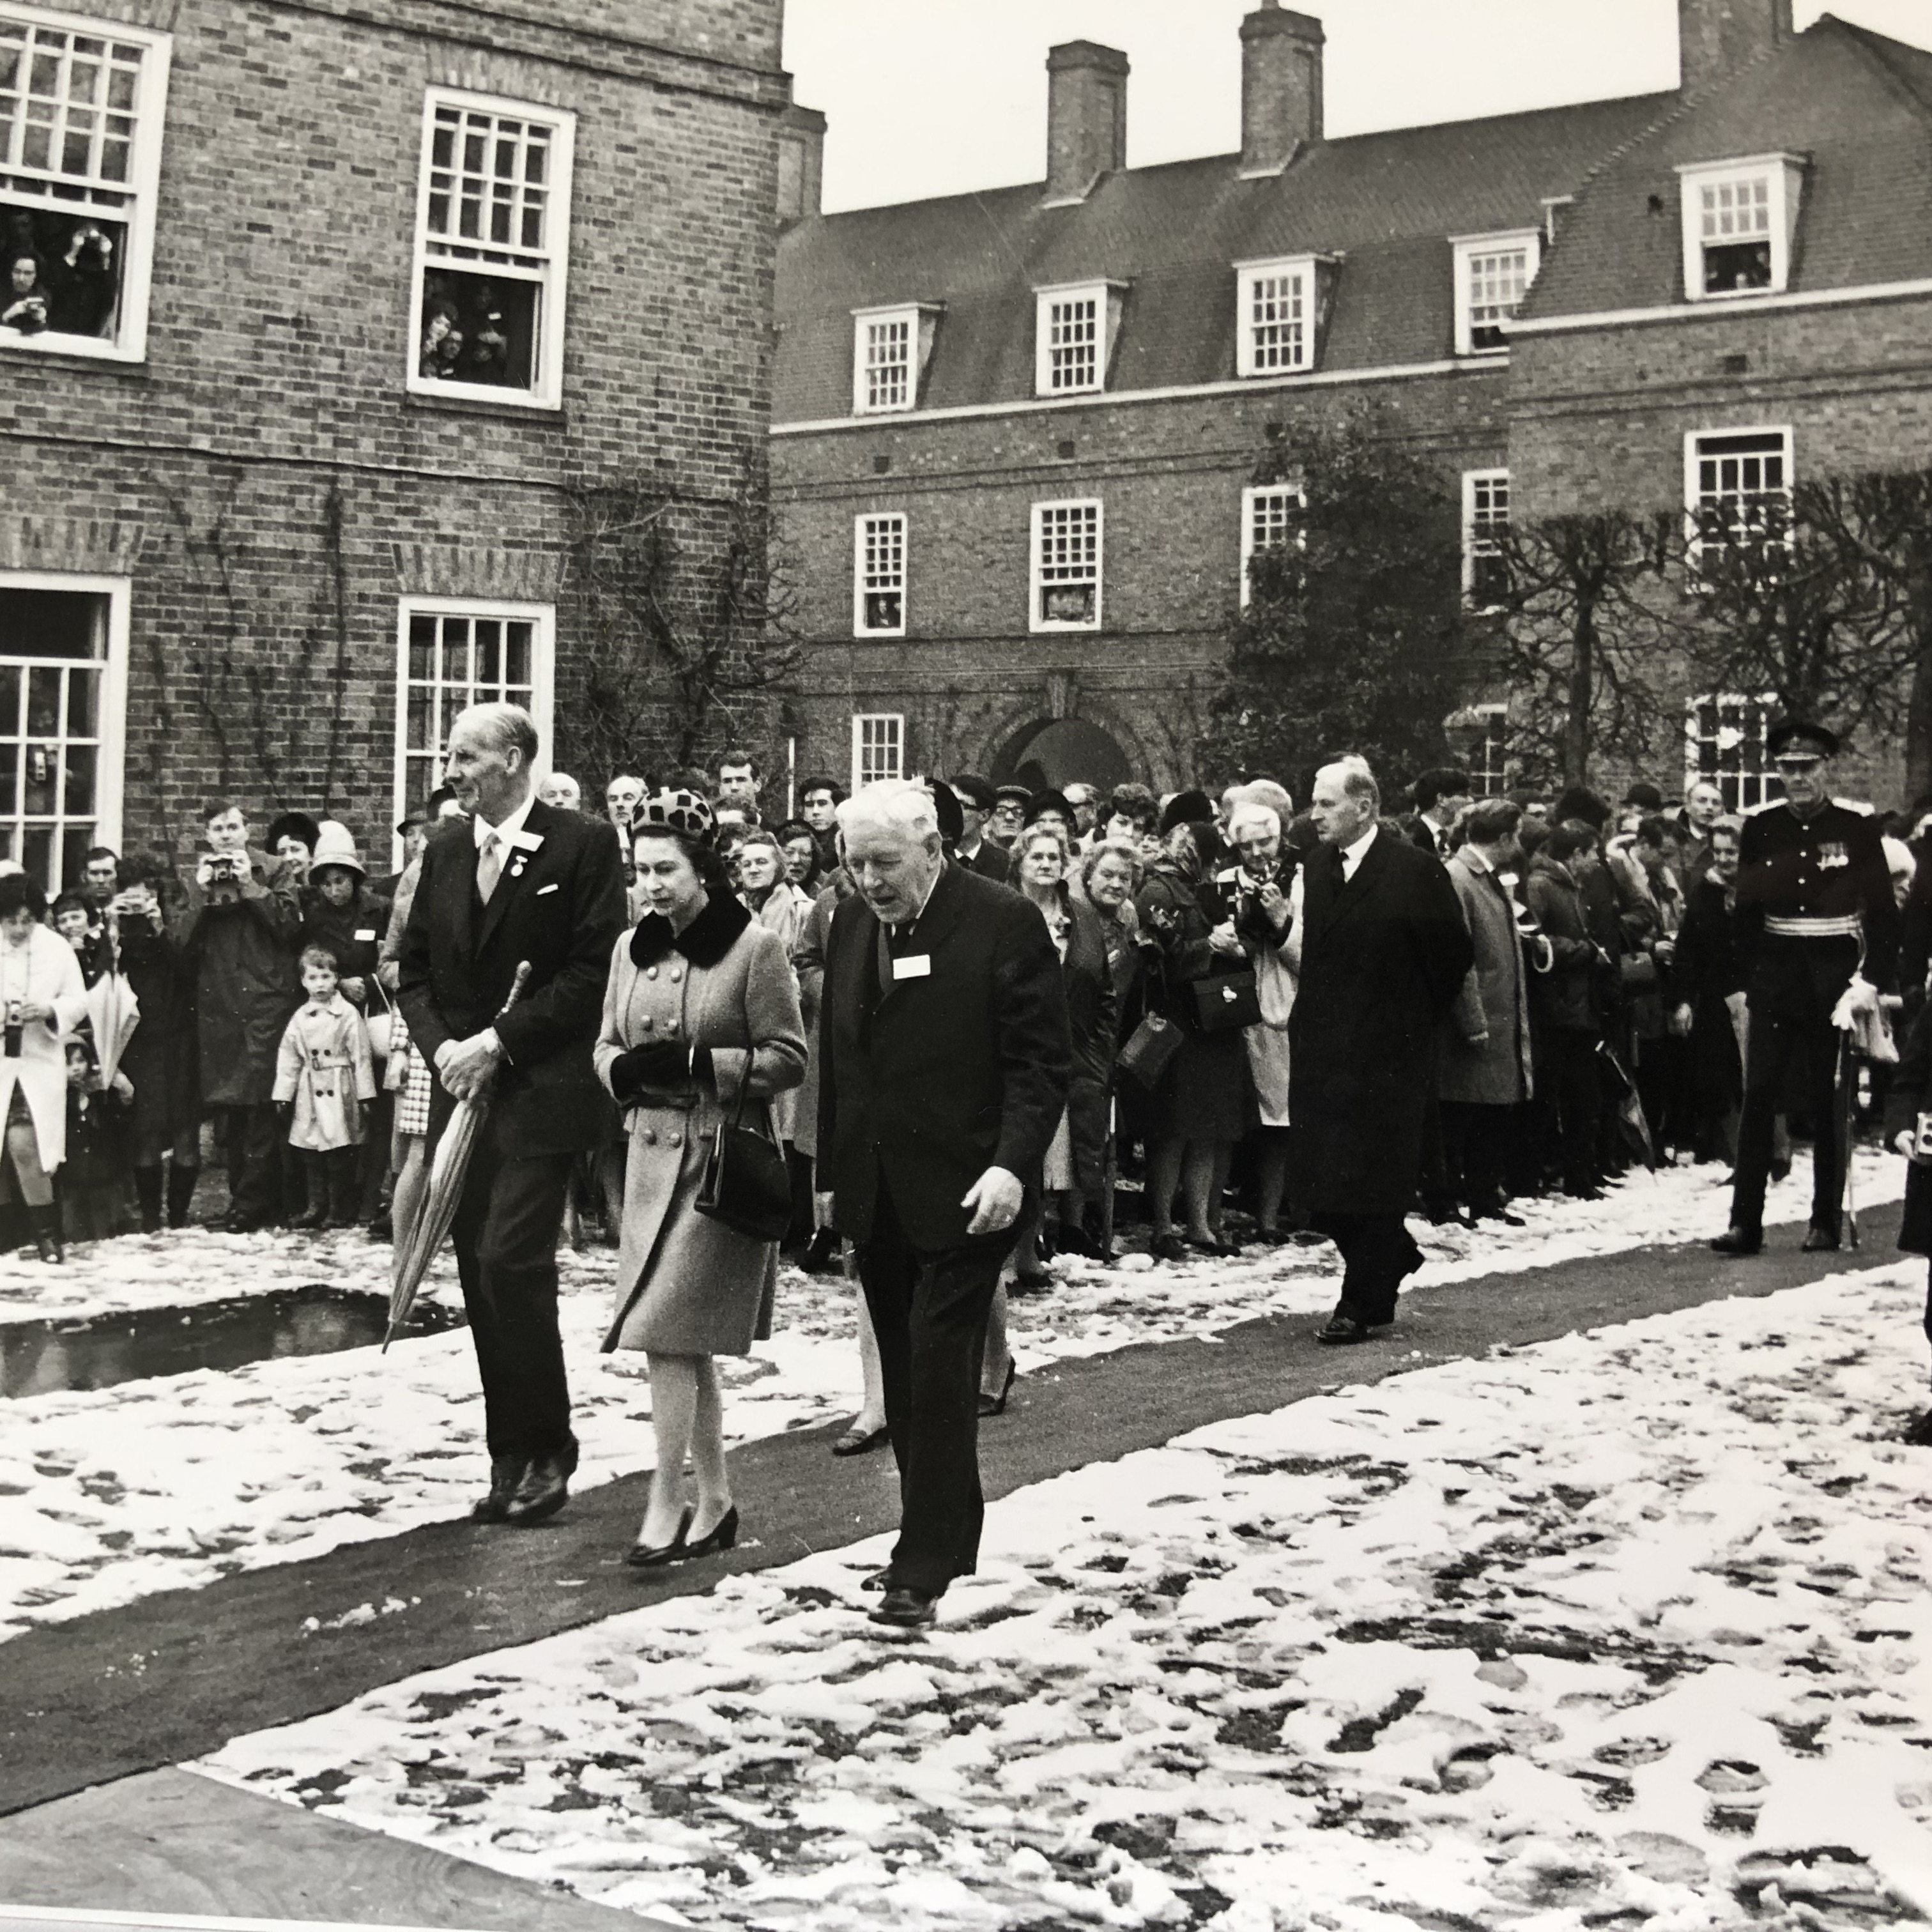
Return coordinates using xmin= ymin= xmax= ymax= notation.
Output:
xmin=1670 ymin=818 xmax=1747 ymax=1165
xmin=1133 ymin=815 xmax=1250 ymax=1261
xmin=111 ymin=859 xmax=202 ymax=1231
xmin=1008 ymin=824 xmax=1116 ymax=1278
xmin=1883 ymin=1002 xmax=1932 ymax=1443
xmin=1079 ymin=838 xmax=1142 ymax=1257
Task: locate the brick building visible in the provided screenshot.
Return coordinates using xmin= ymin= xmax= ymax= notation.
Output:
xmin=1 ymin=0 xmax=790 ymax=887
xmin=771 ymin=0 xmax=1932 ymax=809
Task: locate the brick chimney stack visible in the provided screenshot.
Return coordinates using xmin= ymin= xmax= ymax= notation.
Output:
xmin=1240 ymin=2 xmax=1324 ymax=178
xmin=1678 ymin=0 xmax=1793 ymax=94
xmin=1045 ymin=40 xmax=1128 ymax=205
xmin=776 ymin=101 xmax=826 ymax=226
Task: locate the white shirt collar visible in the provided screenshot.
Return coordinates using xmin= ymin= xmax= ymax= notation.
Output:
xmin=1341 ymin=824 xmax=1379 ymax=874
xmin=475 ymin=789 xmax=535 ymax=851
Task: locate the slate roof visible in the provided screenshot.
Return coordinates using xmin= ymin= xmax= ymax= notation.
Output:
xmin=774 ymin=91 xmax=1671 ymax=424
xmin=1523 ymin=15 xmax=1932 ymax=322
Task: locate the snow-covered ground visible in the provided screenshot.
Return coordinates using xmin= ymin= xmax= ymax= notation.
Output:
xmin=0 ymin=1151 xmax=1903 ymax=1642
xmin=199 ymin=1262 xmax=1932 ymax=1932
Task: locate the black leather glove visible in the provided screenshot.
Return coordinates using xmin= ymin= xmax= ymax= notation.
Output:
xmin=610 ymin=1041 xmax=713 ymax=1103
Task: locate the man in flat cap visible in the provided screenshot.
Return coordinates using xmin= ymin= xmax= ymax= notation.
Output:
xmin=1713 ymin=721 xmax=1899 ymax=1256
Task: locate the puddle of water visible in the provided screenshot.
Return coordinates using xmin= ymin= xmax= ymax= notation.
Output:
xmin=0 ymin=1285 xmax=466 ymax=1399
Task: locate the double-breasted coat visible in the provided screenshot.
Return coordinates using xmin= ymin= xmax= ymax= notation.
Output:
xmin=1288 ymin=831 xmax=1474 ymax=1217
xmin=273 ymin=995 xmax=378 ymax=1151
xmin=1439 ymin=847 xmax=1536 ymax=1107
xmin=176 ymin=850 xmax=302 ymax=1108
xmin=595 ymin=892 xmax=806 ymax=1356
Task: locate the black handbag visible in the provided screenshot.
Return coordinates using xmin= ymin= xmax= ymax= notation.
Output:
xmin=694 ymin=1075 xmax=792 ymax=1243
xmin=1192 ymin=969 xmax=1262 ymax=1034
xmin=1119 ymin=1011 xmax=1184 ymax=1089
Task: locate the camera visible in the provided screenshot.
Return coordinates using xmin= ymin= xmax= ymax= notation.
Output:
xmin=5 ymin=1000 xmax=24 ymax=1059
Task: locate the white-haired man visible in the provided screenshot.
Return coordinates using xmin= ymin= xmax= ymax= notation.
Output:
xmin=398 ymin=703 xmax=627 ymax=1526
xmin=817 ymin=779 xmax=1070 ymax=1629
xmin=1290 ymin=756 xmax=1473 ymax=1343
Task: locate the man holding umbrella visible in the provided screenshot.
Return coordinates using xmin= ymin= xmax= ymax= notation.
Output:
xmin=1712 ymin=721 xmax=1900 ymax=1257
xmin=397 ymin=703 xmax=626 ymax=1526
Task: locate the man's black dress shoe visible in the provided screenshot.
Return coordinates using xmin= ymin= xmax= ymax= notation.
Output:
xmin=505 ymin=1443 xmax=578 ymax=1526
xmin=1710 ymin=1226 xmax=1763 ymax=1256
xmin=1801 ymin=1225 xmax=1841 ymax=1253
xmin=1903 ymin=1410 xmax=1932 ymax=1448
xmin=1315 ymin=1311 xmax=1377 ymax=1346
xmin=868 ymin=1584 xmax=937 ymax=1629
xmin=471 ymin=1455 xmax=530 ymax=1524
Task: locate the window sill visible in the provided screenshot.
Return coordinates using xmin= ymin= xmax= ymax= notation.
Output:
xmin=402 ymin=388 xmax=567 ymax=426
xmin=0 ymin=340 xmax=149 ymax=378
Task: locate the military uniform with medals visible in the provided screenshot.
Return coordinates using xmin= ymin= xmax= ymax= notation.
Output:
xmin=1720 ymin=723 xmax=1899 ymax=1250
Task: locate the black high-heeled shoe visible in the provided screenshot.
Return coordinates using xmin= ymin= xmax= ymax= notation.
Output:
xmin=978 ymin=1359 xmax=1017 ymax=1418
xmin=624 ymin=1506 xmax=693 ymax=1569
xmin=680 ymin=1504 xmax=739 ymax=1561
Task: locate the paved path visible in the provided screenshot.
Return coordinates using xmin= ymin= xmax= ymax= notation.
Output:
xmin=0 ymin=1202 xmax=1902 ymax=1828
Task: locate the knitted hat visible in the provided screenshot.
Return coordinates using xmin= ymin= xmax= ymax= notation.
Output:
xmin=1159 ymin=788 xmax=1215 ymax=835
xmin=637 ymin=788 xmax=714 ymax=839
xmin=309 ymin=820 xmax=365 ymax=877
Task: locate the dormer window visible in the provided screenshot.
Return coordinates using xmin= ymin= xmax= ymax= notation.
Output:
xmin=1234 ymin=257 xmax=1330 ymax=378
xmin=1034 ymin=281 xmax=1124 ymax=397
xmin=851 ymin=303 xmax=940 ymax=415
xmin=1451 ymin=231 xmax=1540 ymax=355
xmin=1676 ymin=155 xmax=1805 ymax=300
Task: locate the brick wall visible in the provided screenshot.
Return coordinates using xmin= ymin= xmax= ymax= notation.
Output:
xmin=1 ymin=0 xmax=786 ymax=873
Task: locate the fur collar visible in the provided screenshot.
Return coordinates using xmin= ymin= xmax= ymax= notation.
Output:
xmin=630 ymin=889 xmax=752 ymax=970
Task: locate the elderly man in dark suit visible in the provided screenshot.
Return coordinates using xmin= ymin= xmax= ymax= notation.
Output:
xmin=818 ymin=780 xmax=1070 ymax=1629
xmin=397 ymin=703 xmax=627 ymax=1527
xmin=1291 ymin=756 xmax=1475 ymax=1344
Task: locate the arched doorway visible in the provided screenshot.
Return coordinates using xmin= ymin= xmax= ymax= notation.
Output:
xmin=990 ymin=717 xmax=1131 ymax=795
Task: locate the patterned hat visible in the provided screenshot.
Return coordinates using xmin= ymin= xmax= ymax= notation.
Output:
xmin=637 ymin=787 xmax=714 ymax=838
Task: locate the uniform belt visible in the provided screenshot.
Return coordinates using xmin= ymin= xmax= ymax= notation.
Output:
xmin=1763 ymin=914 xmax=1862 ymax=939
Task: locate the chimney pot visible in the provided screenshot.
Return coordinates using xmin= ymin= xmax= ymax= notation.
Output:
xmin=1677 ymin=0 xmax=1793 ymax=95
xmin=1240 ymin=5 xmax=1324 ymax=178
xmin=776 ymin=100 xmax=826 ymax=226
xmin=1045 ymin=40 xmax=1128 ymax=204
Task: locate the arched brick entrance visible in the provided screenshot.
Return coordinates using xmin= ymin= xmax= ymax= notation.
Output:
xmin=989 ymin=717 xmax=1132 ymax=795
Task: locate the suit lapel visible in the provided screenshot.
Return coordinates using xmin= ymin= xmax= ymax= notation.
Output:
xmin=875 ymin=862 xmax=966 ymax=1009
xmin=443 ymin=822 xmax=480 ymax=960
xmin=475 ymin=797 xmax=552 ymax=958
xmin=1321 ymin=832 xmax=1390 ymax=937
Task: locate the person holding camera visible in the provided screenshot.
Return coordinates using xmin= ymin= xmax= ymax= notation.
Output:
xmin=178 ymin=800 xmax=303 ymax=1232
xmin=111 ymin=859 xmax=203 ymax=1232
xmin=0 ymin=873 xmax=88 ymax=1262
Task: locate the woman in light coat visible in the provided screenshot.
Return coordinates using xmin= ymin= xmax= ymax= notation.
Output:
xmin=595 ymin=792 xmax=806 ymax=1569
xmin=0 ymin=873 xmax=88 ymax=1261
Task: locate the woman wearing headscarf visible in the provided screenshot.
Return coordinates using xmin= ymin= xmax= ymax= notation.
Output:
xmin=1132 ymin=795 xmax=1251 ymax=1260
xmin=595 ymin=790 xmax=806 ymax=1568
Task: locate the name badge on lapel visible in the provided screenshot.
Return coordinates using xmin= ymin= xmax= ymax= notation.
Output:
xmin=892 ymin=954 xmax=931 ymax=981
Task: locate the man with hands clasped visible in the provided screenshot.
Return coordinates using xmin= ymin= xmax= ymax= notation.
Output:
xmin=816 ymin=781 xmax=1071 ymax=1629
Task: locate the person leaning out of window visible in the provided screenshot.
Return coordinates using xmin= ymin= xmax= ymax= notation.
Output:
xmin=0 ymin=873 xmax=89 ymax=1263
xmin=594 ymin=788 xmax=806 ymax=1570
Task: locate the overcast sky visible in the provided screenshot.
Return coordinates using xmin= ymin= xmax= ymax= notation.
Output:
xmin=783 ymin=0 xmax=1932 ymax=213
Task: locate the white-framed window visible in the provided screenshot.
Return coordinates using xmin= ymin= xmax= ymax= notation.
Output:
xmin=1677 ymin=154 xmax=1804 ymax=300
xmin=1686 ymin=425 xmax=1792 ymax=565
xmin=850 ymin=304 xmax=939 ymax=415
xmin=394 ymin=599 xmax=555 ymax=849
xmin=1234 ymin=256 xmax=1321 ymax=377
xmin=0 ymin=4 xmax=171 ymax=363
xmin=408 ymin=88 xmax=575 ymax=410
xmin=1034 ymin=281 xmax=1123 ymax=397
xmin=1462 ymin=468 xmax=1511 ymax=606
xmin=853 ymin=512 xmax=906 ymax=638
xmin=1469 ymin=705 xmax=1510 ymax=797
xmin=1031 ymin=499 xmax=1103 ymax=632
xmin=1687 ymin=692 xmax=1780 ymax=813
xmin=0 ymin=571 xmax=127 ymax=891
xmin=850 ymin=712 xmax=903 ymax=791
xmin=1239 ymin=481 xmax=1305 ymax=607
xmin=1451 ymin=230 xmax=1540 ymax=355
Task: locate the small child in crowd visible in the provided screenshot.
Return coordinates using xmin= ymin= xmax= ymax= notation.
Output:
xmin=62 ymin=1036 xmax=133 ymax=1243
xmin=273 ymin=942 xmax=376 ymax=1230
xmin=51 ymin=891 xmax=106 ymax=987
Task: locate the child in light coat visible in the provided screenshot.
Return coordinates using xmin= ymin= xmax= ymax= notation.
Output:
xmin=273 ymin=942 xmax=376 ymax=1229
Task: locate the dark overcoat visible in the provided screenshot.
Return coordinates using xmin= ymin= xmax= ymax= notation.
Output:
xmin=1057 ymin=893 xmax=1117 ymax=1196
xmin=395 ymin=798 xmax=627 ymax=1159
xmin=817 ymin=861 xmax=1070 ymax=1252
xmin=1288 ymin=830 xmax=1474 ymax=1216
xmin=176 ymin=848 xmax=302 ymax=1108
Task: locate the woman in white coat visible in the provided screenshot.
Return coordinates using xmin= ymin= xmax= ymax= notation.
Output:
xmin=0 ymin=873 xmax=89 ymax=1261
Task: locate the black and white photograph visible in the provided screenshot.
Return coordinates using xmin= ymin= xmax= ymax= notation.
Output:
xmin=2 ymin=0 xmax=1931 ymax=1926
